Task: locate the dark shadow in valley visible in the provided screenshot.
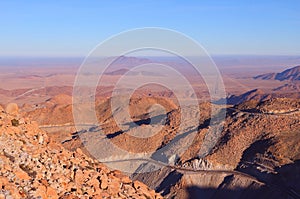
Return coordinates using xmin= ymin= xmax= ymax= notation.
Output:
xmin=106 ymin=130 xmax=124 ymax=139
xmin=156 ymin=170 xmax=183 ymax=196
xmin=271 ymin=160 xmax=300 ymax=197
xmin=124 ymin=113 xmax=166 ymax=127
xmin=238 ymin=137 xmax=275 ymax=171
xmin=236 ymin=137 xmax=300 ymax=198
xmin=198 ymin=118 xmax=211 ymax=130
xmin=185 ymin=184 xmax=287 ymax=199
xmin=105 ymin=114 xmax=166 ymax=139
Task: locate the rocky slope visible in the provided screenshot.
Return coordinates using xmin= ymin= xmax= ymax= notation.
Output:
xmin=132 ymin=98 xmax=300 ymax=198
xmin=254 ymin=65 xmax=300 ymax=81
xmin=17 ymin=93 xmax=300 ymax=199
xmin=0 ymin=104 xmax=162 ymax=199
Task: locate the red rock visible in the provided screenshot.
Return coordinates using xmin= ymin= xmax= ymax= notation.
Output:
xmin=121 ymin=175 xmax=132 ymax=184
xmin=34 ymin=185 xmax=47 ymax=199
xmin=100 ymin=175 xmax=108 ymax=190
xmin=47 ymin=186 xmax=59 ymax=199
xmin=133 ymin=180 xmax=147 ymax=190
xmin=40 ymin=179 xmax=49 ymax=186
xmin=14 ymin=170 xmax=31 ymax=180
xmin=107 ymin=179 xmax=120 ymax=196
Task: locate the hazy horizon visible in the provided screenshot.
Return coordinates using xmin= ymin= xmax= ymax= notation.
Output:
xmin=0 ymin=55 xmax=299 ymax=70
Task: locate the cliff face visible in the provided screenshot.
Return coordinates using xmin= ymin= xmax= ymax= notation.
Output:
xmin=0 ymin=105 xmax=162 ymax=199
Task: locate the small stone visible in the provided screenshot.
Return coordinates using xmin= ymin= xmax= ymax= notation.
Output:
xmin=38 ymin=135 xmax=44 ymax=144
xmin=74 ymin=169 xmax=85 ymax=185
xmin=40 ymin=179 xmax=49 ymax=186
xmin=100 ymin=175 xmax=108 ymax=190
xmin=118 ymin=192 xmax=127 ymax=199
xmin=121 ymin=175 xmax=132 ymax=184
xmin=87 ymin=175 xmax=100 ymax=189
xmin=133 ymin=180 xmax=147 ymax=190
xmin=76 ymin=148 xmax=83 ymax=156
xmin=107 ymin=179 xmax=120 ymax=196
xmin=0 ymin=176 xmax=9 ymax=186
xmin=123 ymin=184 xmax=136 ymax=196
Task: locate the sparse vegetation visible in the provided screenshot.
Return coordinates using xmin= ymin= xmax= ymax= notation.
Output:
xmin=11 ymin=119 xmax=19 ymax=126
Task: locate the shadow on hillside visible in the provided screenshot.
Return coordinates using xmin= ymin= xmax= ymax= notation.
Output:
xmin=124 ymin=113 xmax=166 ymax=127
xmin=153 ymin=160 xmax=300 ymax=199
xmin=185 ymin=184 xmax=287 ymax=199
xmin=156 ymin=170 xmax=183 ymax=196
xmin=272 ymin=159 xmax=300 ymax=195
xmin=236 ymin=137 xmax=300 ymax=198
xmin=105 ymin=114 xmax=166 ymax=139
xmin=186 ymin=160 xmax=300 ymax=199
xmin=106 ymin=130 xmax=124 ymax=139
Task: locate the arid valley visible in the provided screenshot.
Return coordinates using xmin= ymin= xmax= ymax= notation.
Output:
xmin=1 ymin=1 xmax=300 ymax=198
xmin=0 ymin=55 xmax=299 ymax=199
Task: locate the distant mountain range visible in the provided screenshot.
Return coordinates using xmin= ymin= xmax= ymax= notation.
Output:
xmin=104 ymin=68 xmax=165 ymax=76
xmin=225 ymin=88 xmax=300 ymax=105
xmin=226 ymin=89 xmax=271 ymax=105
xmin=254 ymin=65 xmax=300 ymax=81
xmin=273 ymin=83 xmax=300 ymax=92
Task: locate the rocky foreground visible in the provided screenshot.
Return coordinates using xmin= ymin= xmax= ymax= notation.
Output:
xmin=0 ymin=104 xmax=163 ymax=199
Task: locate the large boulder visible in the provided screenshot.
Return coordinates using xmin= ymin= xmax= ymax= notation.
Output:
xmin=5 ymin=103 xmax=19 ymax=115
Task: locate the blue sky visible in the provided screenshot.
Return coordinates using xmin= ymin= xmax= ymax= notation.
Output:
xmin=0 ymin=0 xmax=299 ymax=57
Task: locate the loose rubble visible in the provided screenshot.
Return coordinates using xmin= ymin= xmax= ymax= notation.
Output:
xmin=0 ymin=105 xmax=163 ymax=199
